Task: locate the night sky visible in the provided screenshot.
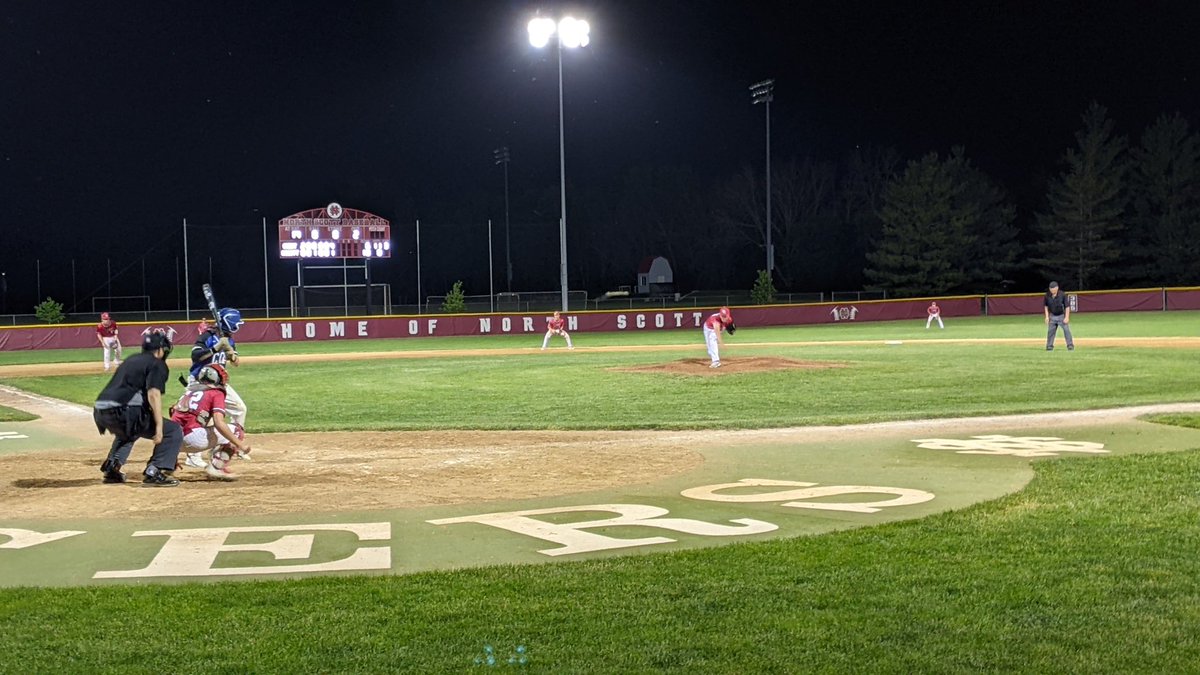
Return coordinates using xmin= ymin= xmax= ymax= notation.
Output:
xmin=3 ymin=1 xmax=1198 ymax=315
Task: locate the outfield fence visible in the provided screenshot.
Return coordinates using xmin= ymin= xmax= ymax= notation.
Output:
xmin=2 ymin=286 xmax=1198 ymax=351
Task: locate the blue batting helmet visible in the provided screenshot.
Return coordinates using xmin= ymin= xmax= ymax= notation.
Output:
xmin=217 ymin=307 xmax=244 ymax=334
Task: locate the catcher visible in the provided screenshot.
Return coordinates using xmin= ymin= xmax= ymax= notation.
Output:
xmin=702 ymin=306 xmax=736 ymax=368
xmin=171 ymin=364 xmax=251 ymax=481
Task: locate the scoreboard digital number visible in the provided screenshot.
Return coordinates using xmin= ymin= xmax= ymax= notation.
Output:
xmin=278 ymin=203 xmax=391 ymax=259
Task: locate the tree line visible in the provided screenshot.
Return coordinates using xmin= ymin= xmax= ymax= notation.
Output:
xmin=555 ymin=103 xmax=1200 ymax=296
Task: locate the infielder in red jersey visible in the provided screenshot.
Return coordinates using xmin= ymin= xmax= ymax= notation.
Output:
xmin=926 ymin=301 xmax=944 ymax=329
xmin=541 ymin=310 xmax=574 ymax=350
xmin=703 ymin=306 xmax=735 ymax=368
xmin=96 ymin=312 xmax=122 ymax=371
xmin=170 ymin=364 xmax=251 ymax=481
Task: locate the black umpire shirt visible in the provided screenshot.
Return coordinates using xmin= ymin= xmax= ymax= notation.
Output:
xmin=1044 ymin=291 xmax=1069 ymax=316
xmin=95 ymin=352 xmax=170 ymax=411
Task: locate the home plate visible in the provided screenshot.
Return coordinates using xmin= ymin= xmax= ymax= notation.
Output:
xmin=885 ymin=340 xmax=904 ymax=346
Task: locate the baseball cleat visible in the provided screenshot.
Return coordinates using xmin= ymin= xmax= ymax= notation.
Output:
xmin=205 ymin=464 xmax=237 ymax=481
xmin=184 ymin=453 xmax=207 ymax=469
xmin=142 ymin=468 xmax=180 ymax=487
xmin=100 ymin=458 xmax=126 ymax=484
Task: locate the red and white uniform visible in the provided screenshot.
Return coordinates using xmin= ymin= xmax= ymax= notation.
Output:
xmin=96 ymin=319 xmax=121 ymax=370
xmin=703 ymin=308 xmax=733 ymax=367
xmin=926 ymin=302 xmax=944 ymax=329
xmin=541 ymin=314 xmax=573 ymax=350
xmin=171 ymin=386 xmax=234 ymax=451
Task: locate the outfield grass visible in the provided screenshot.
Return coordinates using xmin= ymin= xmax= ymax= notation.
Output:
xmin=5 ymin=339 xmax=1199 ymax=432
xmin=1 ymin=442 xmax=1197 ymax=672
xmin=0 ymin=310 xmax=1197 ymax=367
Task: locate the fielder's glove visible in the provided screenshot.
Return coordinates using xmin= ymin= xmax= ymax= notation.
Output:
xmin=727 ymin=322 xmax=737 ymax=335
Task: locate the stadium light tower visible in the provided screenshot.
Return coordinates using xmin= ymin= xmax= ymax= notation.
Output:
xmin=493 ymin=146 xmax=512 ymax=293
xmin=528 ymin=15 xmax=590 ymax=312
xmin=750 ymin=78 xmax=775 ymax=276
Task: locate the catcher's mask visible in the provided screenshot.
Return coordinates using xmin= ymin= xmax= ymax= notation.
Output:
xmin=197 ymin=363 xmax=230 ymax=386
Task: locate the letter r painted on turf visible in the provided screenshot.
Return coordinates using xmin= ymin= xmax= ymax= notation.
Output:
xmin=428 ymin=504 xmax=777 ymax=557
xmin=92 ymin=523 xmax=391 ymax=579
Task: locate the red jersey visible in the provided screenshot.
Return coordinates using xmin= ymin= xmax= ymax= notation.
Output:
xmin=928 ymin=303 xmax=940 ymax=316
xmin=547 ymin=316 xmax=565 ymax=331
xmin=171 ymin=387 xmax=228 ymax=434
xmin=96 ymin=321 xmax=118 ymax=338
xmin=704 ymin=313 xmax=729 ymax=331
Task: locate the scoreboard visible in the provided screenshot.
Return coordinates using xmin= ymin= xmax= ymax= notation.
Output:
xmin=278 ymin=203 xmax=391 ymax=259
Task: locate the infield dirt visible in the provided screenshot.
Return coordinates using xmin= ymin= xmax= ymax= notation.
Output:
xmin=2 ymin=343 xmax=1199 ymax=521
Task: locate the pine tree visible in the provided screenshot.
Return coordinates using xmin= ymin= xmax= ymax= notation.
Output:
xmin=1126 ymin=113 xmax=1200 ymax=285
xmin=954 ymin=152 xmax=1021 ymax=290
xmin=865 ymin=148 xmax=1018 ymax=296
xmin=1033 ymin=102 xmax=1128 ymax=290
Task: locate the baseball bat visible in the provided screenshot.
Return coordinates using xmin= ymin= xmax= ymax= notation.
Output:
xmin=201 ymin=283 xmax=221 ymax=325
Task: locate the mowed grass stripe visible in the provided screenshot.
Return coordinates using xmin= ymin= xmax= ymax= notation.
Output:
xmin=1 ymin=442 xmax=1197 ymax=672
xmin=5 ymin=341 xmax=1199 ymax=431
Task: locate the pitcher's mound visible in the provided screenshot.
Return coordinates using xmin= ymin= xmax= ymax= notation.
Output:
xmin=614 ymin=356 xmax=843 ymax=376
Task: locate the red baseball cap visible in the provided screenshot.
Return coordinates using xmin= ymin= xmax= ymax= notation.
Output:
xmin=100 ymin=312 xmax=111 ymax=320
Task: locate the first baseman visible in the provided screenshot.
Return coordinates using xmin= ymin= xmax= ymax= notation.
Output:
xmin=96 ymin=312 xmax=121 ymax=371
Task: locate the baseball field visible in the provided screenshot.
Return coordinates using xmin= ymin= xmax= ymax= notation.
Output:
xmin=1 ymin=311 xmax=1199 ymax=672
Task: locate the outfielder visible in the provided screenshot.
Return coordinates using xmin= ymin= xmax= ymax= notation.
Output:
xmin=541 ymin=310 xmax=574 ymax=350
xmin=96 ymin=312 xmax=122 ymax=371
xmin=926 ymin=301 xmax=944 ymax=329
xmin=171 ymin=364 xmax=251 ymax=481
xmin=703 ymin=306 xmax=736 ymax=368
xmin=190 ymin=307 xmax=248 ymax=426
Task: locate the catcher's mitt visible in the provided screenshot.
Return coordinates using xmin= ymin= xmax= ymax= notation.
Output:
xmin=727 ymin=322 xmax=737 ymax=335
